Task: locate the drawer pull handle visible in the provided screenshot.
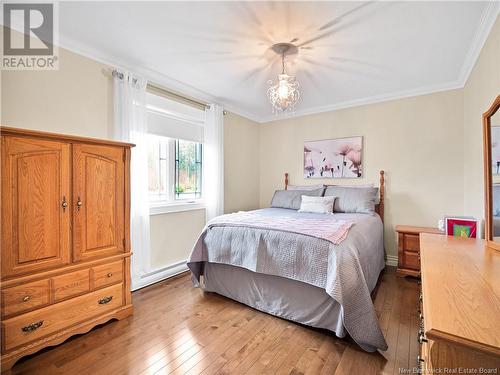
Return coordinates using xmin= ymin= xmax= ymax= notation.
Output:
xmin=22 ymin=295 xmax=31 ymax=302
xmin=77 ymin=196 xmax=83 ymax=210
xmin=22 ymin=320 xmax=43 ymax=333
xmin=107 ymin=273 xmax=113 ymax=278
xmin=98 ymin=296 xmax=113 ymax=305
xmin=416 ymin=354 xmax=425 ymax=370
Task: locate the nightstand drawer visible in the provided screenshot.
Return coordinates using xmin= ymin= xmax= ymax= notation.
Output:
xmin=396 ymin=225 xmax=443 ymax=277
xmin=404 ymin=234 xmax=420 ymax=252
xmin=404 ymin=251 xmax=420 ymax=270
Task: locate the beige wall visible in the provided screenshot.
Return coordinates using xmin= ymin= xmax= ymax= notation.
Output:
xmin=259 ymin=90 xmax=465 ymax=258
xmin=463 ymin=15 xmax=500 ymax=220
xmin=2 ymin=48 xmax=114 ymax=139
xmin=224 ymin=112 xmax=261 ymax=213
xmin=149 ymin=209 xmax=206 ymax=267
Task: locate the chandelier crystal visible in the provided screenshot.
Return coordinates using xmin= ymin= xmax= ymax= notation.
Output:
xmin=267 ymin=49 xmax=300 ymax=113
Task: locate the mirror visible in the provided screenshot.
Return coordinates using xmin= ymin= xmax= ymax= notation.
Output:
xmin=483 ymin=95 xmax=500 ymax=249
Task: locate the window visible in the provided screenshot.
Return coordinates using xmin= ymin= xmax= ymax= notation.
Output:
xmin=175 ymin=139 xmax=202 ymax=200
xmin=148 ymin=134 xmax=203 ymax=206
xmin=145 ymin=91 xmax=205 ymax=213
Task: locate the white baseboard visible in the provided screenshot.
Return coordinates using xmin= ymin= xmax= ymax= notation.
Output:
xmin=386 ymin=255 xmax=398 ymax=267
xmin=132 ymin=260 xmax=188 ymax=291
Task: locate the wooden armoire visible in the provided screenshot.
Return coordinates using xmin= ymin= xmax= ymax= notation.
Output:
xmin=0 ymin=127 xmax=134 ymax=369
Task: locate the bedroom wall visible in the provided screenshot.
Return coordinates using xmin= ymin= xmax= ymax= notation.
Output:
xmin=463 ymin=15 xmax=500 ymax=221
xmin=1 ymin=41 xmax=260 ymax=272
xmin=224 ymin=112 xmax=261 ymax=213
xmin=259 ymin=89 xmax=465 ymax=260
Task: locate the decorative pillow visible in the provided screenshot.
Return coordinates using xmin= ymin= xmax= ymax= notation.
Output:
xmin=270 ymin=188 xmax=324 ymax=210
xmin=298 ymin=196 xmax=336 ymax=214
xmin=324 ymin=186 xmax=378 ymax=214
xmin=287 ymin=184 xmax=324 ymax=191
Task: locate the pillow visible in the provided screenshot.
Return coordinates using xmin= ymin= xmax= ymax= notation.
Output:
xmin=270 ymin=188 xmax=324 ymax=210
xmin=298 ymin=196 xmax=336 ymax=214
xmin=287 ymin=184 xmax=324 ymax=191
xmin=324 ymin=186 xmax=378 ymax=214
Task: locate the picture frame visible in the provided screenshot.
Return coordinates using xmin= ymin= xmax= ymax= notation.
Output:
xmin=304 ymin=136 xmax=363 ymax=179
xmin=444 ymin=216 xmax=479 ymax=238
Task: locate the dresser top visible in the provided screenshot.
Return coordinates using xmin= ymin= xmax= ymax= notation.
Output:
xmin=420 ymin=233 xmax=500 ymax=356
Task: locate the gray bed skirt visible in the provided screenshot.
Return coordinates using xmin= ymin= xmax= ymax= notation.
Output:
xmin=203 ymin=262 xmax=347 ymax=339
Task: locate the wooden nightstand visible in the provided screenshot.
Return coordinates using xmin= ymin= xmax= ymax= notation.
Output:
xmin=395 ymin=225 xmax=444 ymax=277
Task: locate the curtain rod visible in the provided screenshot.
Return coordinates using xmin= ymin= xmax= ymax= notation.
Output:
xmin=112 ymin=69 xmax=226 ymax=115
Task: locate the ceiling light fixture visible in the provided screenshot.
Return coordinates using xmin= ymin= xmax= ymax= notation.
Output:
xmin=267 ymin=43 xmax=300 ymax=114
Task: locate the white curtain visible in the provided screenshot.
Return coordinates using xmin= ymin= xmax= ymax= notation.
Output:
xmin=204 ymin=104 xmax=224 ymax=221
xmin=113 ymin=71 xmax=151 ymax=286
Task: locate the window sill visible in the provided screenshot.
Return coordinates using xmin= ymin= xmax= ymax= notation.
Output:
xmin=150 ymin=201 xmax=205 ymax=215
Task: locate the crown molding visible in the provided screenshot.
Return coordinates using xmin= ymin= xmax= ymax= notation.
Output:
xmin=55 ymin=3 xmax=498 ymax=126
xmin=456 ymin=2 xmax=499 ymax=87
xmin=259 ymin=80 xmax=464 ymax=124
xmin=56 ymin=34 xmax=262 ymax=124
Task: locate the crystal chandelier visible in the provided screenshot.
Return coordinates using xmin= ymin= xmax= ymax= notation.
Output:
xmin=267 ymin=45 xmax=300 ymax=113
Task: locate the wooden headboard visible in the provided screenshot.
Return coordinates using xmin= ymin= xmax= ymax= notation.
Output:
xmin=284 ymin=170 xmax=385 ymax=223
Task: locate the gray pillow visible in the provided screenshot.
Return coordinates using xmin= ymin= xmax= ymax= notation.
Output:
xmin=324 ymin=186 xmax=379 ymax=214
xmin=270 ymin=188 xmax=324 ymax=210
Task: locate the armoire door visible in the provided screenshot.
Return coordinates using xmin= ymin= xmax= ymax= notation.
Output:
xmin=73 ymin=144 xmax=125 ymax=261
xmin=1 ymin=136 xmax=71 ymax=277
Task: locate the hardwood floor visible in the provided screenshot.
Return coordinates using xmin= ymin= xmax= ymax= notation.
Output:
xmin=3 ymin=266 xmax=420 ymax=374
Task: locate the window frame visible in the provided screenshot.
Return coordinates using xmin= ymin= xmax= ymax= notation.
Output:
xmin=148 ymin=135 xmax=205 ymax=215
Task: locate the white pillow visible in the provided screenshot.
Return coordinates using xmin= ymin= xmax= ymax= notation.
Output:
xmin=298 ymin=195 xmax=336 ymax=214
xmin=287 ymin=184 xmax=324 ymax=191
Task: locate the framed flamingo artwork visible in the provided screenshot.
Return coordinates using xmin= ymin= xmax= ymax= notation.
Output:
xmin=304 ymin=136 xmax=363 ymax=179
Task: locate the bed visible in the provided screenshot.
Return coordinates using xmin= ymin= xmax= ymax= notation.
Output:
xmin=187 ymin=171 xmax=387 ymax=352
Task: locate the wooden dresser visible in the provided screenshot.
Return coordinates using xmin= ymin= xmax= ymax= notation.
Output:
xmin=0 ymin=127 xmax=134 ymax=369
xmin=419 ymin=233 xmax=500 ymax=372
xmin=396 ymin=225 xmax=443 ymax=277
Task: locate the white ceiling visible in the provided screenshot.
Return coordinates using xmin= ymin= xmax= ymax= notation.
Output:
xmin=57 ymin=1 xmax=499 ymax=123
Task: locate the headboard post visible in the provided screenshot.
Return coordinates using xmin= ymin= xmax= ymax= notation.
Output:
xmin=285 ymin=172 xmax=289 ymax=190
xmin=379 ymin=170 xmax=385 ymax=223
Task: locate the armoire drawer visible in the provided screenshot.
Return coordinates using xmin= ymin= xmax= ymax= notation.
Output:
xmin=2 ymin=283 xmax=123 ymax=352
xmin=1 ymin=280 xmax=50 ymax=317
xmin=52 ymin=269 xmax=90 ymax=302
xmin=92 ymin=261 xmax=123 ymax=289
